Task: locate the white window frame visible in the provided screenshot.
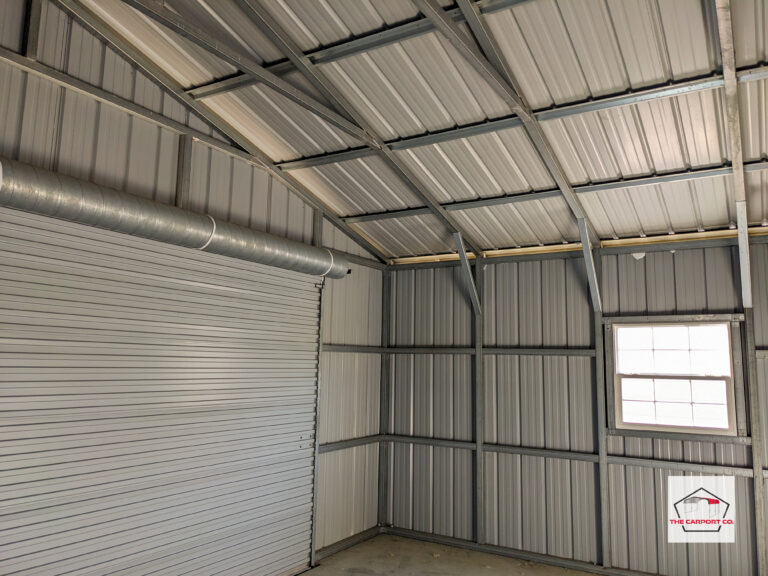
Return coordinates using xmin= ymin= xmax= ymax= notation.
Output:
xmin=612 ymin=322 xmax=737 ymax=436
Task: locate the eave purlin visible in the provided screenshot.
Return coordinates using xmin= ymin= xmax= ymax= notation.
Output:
xmin=55 ymin=0 xmax=390 ymax=262
xmin=233 ymin=0 xmax=487 ymax=256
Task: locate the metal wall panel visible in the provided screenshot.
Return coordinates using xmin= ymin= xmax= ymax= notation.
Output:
xmin=390 ymin=249 xmax=763 ymax=573
xmin=316 ymin=263 xmax=383 ymax=549
xmin=391 ymin=267 xmax=472 ymax=346
xmin=0 ymin=55 xmax=318 ymax=245
xmin=387 ymin=443 xmax=474 ymax=539
xmin=319 ymin=352 xmax=380 ymax=444
xmin=0 ymin=207 xmax=321 ymax=575
xmin=315 ymin=444 xmax=379 ymax=550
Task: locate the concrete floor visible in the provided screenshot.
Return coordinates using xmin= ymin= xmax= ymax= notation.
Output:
xmin=309 ymin=535 xmax=592 ymax=576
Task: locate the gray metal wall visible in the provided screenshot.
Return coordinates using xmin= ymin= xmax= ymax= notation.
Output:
xmin=315 ymin=263 xmax=382 ymax=550
xmin=386 ymin=245 xmax=768 ymax=576
xmin=601 ymin=247 xmax=757 ymax=575
xmin=0 ymin=207 xmax=321 ymax=575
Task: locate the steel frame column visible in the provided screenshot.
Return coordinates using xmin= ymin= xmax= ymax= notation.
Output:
xmin=473 ymin=259 xmax=486 ymax=543
xmin=745 ymin=309 xmax=767 ymax=574
xmin=595 ymin=309 xmax=611 ymax=566
xmin=378 ymin=270 xmax=392 ymax=527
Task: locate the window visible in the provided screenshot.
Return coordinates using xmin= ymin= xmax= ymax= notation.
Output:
xmin=613 ymin=323 xmax=736 ymax=435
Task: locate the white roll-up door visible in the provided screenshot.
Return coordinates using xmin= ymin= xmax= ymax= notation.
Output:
xmin=0 ymin=208 xmax=321 ymax=575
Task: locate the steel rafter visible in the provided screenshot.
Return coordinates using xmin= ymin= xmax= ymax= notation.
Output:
xmin=416 ymin=0 xmax=601 ymax=308
xmin=53 ymin=0 xmax=389 ymax=262
xmin=120 ymin=0 xmax=370 ymax=143
xmin=230 ymin=0 xmax=486 ymax=255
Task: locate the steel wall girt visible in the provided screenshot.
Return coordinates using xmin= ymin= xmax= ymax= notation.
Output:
xmin=120 ymin=0 xmax=370 ymax=143
xmin=54 ymin=0 xmax=389 ymax=262
xmin=227 ymin=0 xmax=486 ymax=255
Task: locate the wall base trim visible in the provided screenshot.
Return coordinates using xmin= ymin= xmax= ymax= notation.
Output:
xmin=314 ymin=526 xmax=380 ymax=563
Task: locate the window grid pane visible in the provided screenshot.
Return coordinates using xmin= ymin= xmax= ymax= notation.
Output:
xmin=619 ymin=377 xmax=730 ymax=430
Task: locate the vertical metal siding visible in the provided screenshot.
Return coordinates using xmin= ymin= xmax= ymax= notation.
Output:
xmin=315 ymin=444 xmax=379 ymax=550
xmin=316 ymin=264 xmax=383 ymax=549
xmin=601 ymin=246 xmax=757 ymax=575
xmin=0 ymin=208 xmax=321 ymax=575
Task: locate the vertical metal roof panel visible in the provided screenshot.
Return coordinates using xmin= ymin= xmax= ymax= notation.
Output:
xmin=450 ymin=198 xmax=578 ymax=250
xmin=81 ymin=0 xmax=237 ymax=87
xmin=395 ymin=127 xmax=554 ymax=204
xmin=257 ymin=0 xmax=422 ymax=52
xmin=319 ymin=31 xmax=511 ymax=140
xmin=740 ymin=79 xmax=768 ymax=162
xmin=293 ymin=157 xmax=420 ymax=215
xmin=657 ymin=0 xmax=718 ymax=77
xmin=205 ymin=85 xmax=359 ymax=163
xmin=354 ymin=214 xmax=454 ymax=257
xmin=164 ymin=0 xmax=283 ymax=63
xmin=731 ymin=0 xmax=768 ymax=66
xmin=582 ymin=175 xmax=734 ymax=239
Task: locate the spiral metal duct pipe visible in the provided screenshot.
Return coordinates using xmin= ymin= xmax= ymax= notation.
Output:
xmin=0 ymin=158 xmax=351 ymax=278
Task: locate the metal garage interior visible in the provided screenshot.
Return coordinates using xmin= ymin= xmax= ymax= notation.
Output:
xmin=1 ymin=0 xmax=767 ymax=575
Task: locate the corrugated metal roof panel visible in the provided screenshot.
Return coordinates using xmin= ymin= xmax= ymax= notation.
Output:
xmin=451 ymin=198 xmax=578 ymax=250
xmin=395 ymin=128 xmax=554 ymax=204
xmin=81 ymin=0 xmax=236 ymax=87
xmin=292 ymin=157 xmax=420 ymax=215
xmin=353 ymin=214 xmax=453 ymax=257
xmin=164 ymin=0 xmax=283 ymax=63
xmin=205 ymin=84 xmax=359 ymax=162
xmin=319 ymin=31 xmax=511 ymax=141
xmin=487 ymin=0 xmax=715 ymax=110
xmin=581 ymin=176 xmax=734 ymax=238
xmin=731 ymin=0 xmax=768 ymax=66
xmin=543 ymin=90 xmax=727 ymax=185
xmin=740 ymin=79 xmax=768 ymax=162
xmin=256 ymin=0 xmax=422 ymax=52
